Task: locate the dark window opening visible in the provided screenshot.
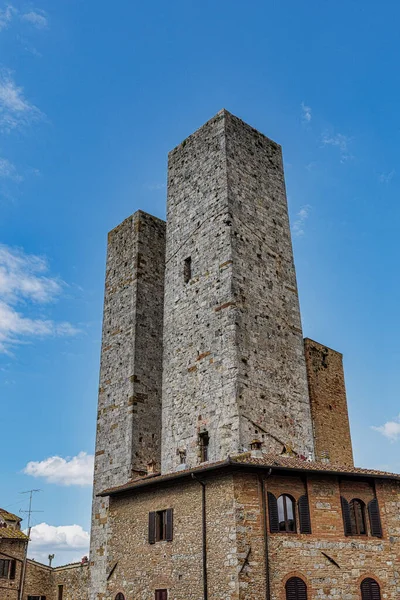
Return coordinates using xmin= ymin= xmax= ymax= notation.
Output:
xmin=156 ymin=510 xmax=167 ymax=541
xmin=58 ymin=585 xmax=64 ymax=600
xmin=278 ymin=495 xmax=296 ymax=533
xmin=184 ymin=257 xmax=192 ymax=283
xmin=199 ymin=431 xmax=209 ymax=462
xmin=27 ymin=597 xmax=46 ymax=600
xmin=149 ymin=509 xmax=173 ymax=544
xmin=286 ymin=576 xmax=307 ymax=600
xmin=361 ymin=578 xmax=381 ymax=600
xmin=155 ymin=590 xmax=168 ymax=600
xmin=349 ymin=499 xmax=367 ymax=535
xmin=115 ymin=594 xmax=125 ymax=600
xmin=0 ymin=559 xmax=10 ymax=579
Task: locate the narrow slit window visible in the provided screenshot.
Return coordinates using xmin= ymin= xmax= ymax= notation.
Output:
xmin=199 ymin=431 xmax=209 ymax=462
xmin=184 ymin=257 xmax=192 ymax=283
xmin=156 ymin=510 xmax=167 ymax=541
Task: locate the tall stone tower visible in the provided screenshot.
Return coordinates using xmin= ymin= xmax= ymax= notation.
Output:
xmin=161 ymin=110 xmax=315 ymax=472
xmin=90 ymin=211 xmax=165 ymax=599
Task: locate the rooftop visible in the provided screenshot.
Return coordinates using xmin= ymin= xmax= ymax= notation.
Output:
xmin=0 ymin=508 xmax=22 ymax=523
xmin=0 ymin=526 xmax=29 ymax=540
xmin=99 ymin=453 xmax=400 ymax=497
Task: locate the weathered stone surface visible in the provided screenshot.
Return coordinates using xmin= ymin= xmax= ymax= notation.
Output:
xmin=161 ymin=109 xmax=314 ymax=472
xmin=304 ymin=338 xmax=354 ymax=466
xmin=89 ymin=211 xmax=166 ymax=599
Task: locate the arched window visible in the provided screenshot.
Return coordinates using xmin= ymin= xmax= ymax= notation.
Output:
xmin=360 ymin=578 xmax=381 ymax=600
xmin=349 ymin=499 xmax=366 ymax=535
xmin=278 ymin=495 xmax=296 ymax=532
xmin=115 ymin=594 xmax=125 ymax=600
xmin=286 ymin=576 xmax=307 ymax=600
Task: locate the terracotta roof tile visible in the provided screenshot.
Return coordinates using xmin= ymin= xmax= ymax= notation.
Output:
xmin=0 ymin=527 xmax=29 ymax=540
xmin=0 ymin=508 xmax=21 ymax=522
xmin=99 ymin=453 xmax=400 ymax=497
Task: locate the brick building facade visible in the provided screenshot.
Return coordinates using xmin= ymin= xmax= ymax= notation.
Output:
xmin=0 ymin=508 xmax=89 ymax=600
xmin=82 ymin=109 xmax=400 ymax=599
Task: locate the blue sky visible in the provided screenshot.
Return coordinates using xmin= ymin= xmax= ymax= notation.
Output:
xmin=1 ymin=0 xmax=400 ymax=565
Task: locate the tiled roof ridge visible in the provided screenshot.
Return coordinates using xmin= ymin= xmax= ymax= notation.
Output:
xmin=0 ymin=508 xmax=22 ymax=522
xmin=99 ymin=453 xmax=400 ymax=497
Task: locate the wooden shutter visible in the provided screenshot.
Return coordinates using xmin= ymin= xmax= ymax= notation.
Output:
xmin=148 ymin=512 xmax=156 ymax=544
xmin=9 ymin=560 xmax=16 ymax=580
xmin=361 ymin=578 xmax=381 ymax=600
xmin=285 ymin=576 xmax=307 ymax=600
xmin=155 ymin=590 xmax=168 ymax=600
xmin=267 ymin=492 xmax=279 ymax=533
xmin=368 ymin=498 xmax=383 ymax=538
xmin=340 ymin=496 xmax=352 ymax=536
xmin=166 ymin=509 xmax=173 ymax=542
xmin=298 ymin=495 xmax=312 ymax=534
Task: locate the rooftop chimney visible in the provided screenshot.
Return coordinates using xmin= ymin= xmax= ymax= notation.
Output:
xmin=250 ymin=439 xmax=263 ymax=458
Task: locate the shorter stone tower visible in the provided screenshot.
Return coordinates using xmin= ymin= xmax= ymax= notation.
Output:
xmin=90 ymin=211 xmax=165 ymax=600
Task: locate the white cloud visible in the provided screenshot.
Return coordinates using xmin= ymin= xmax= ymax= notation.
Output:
xmin=371 ymin=415 xmax=400 ymax=442
xmin=28 ymin=523 xmax=89 ymax=565
xmin=24 ymin=452 xmax=94 ymax=486
xmin=0 ymin=4 xmax=15 ymax=31
xmin=379 ymin=170 xmax=395 ymax=184
xmin=292 ymin=204 xmax=311 ymax=237
xmin=301 ymin=102 xmax=312 ymax=123
xmin=0 ymin=244 xmax=79 ymax=353
xmin=21 ymin=10 xmax=48 ymax=29
xmin=322 ymin=131 xmax=353 ymax=162
xmin=0 ymin=69 xmax=43 ymax=133
xmin=0 ymin=157 xmax=22 ymax=182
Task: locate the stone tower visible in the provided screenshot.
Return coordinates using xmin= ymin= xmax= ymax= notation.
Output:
xmin=304 ymin=338 xmax=354 ymax=466
xmin=161 ymin=109 xmax=315 ymax=472
xmin=89 ymin=211 xmax=165 ymax=599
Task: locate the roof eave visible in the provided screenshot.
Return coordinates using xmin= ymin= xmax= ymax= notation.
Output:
xmin=98 ymin=459 xmax=400 ymax=498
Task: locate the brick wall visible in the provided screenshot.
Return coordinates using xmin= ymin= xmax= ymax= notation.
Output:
xmin=304 ymin=338 xmax=354 ymax=466
xmin=104 ymin=469 xmax=400 ymax=600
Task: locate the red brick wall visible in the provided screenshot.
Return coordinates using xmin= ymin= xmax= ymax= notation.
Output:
xmin=304 ymin=338 xmax=354 ymax=466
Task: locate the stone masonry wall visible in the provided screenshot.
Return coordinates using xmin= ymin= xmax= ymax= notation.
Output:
xmin=54 ymin=562 xmax=89 ymax=600
xmin=90 ymin=211 xmax=166 ymax=599
xmin=25 ymin=559 xmax=55 ymax=600
xmin=304 ymin=338 xmax=354 ymax=466
xmin=162 ymin=110 xmax=314 ymax=472
xmin=0 ymin=539 xmax=25 ymax=600
xmin=225 ymin=112 xmax=314 ymax=458
xmin=162 ymin=111 xmax=237 ymax=472
xmin=106 ymin=474 xmax=238 ymax=600
xmin=103 ymin=469 xmax=400 ymax=600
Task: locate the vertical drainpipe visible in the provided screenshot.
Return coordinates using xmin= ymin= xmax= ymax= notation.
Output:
xmin=260 ymin=470 xmax=272 ymax=600
xmin=191 ymin=474 xmax=208 ymax=600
